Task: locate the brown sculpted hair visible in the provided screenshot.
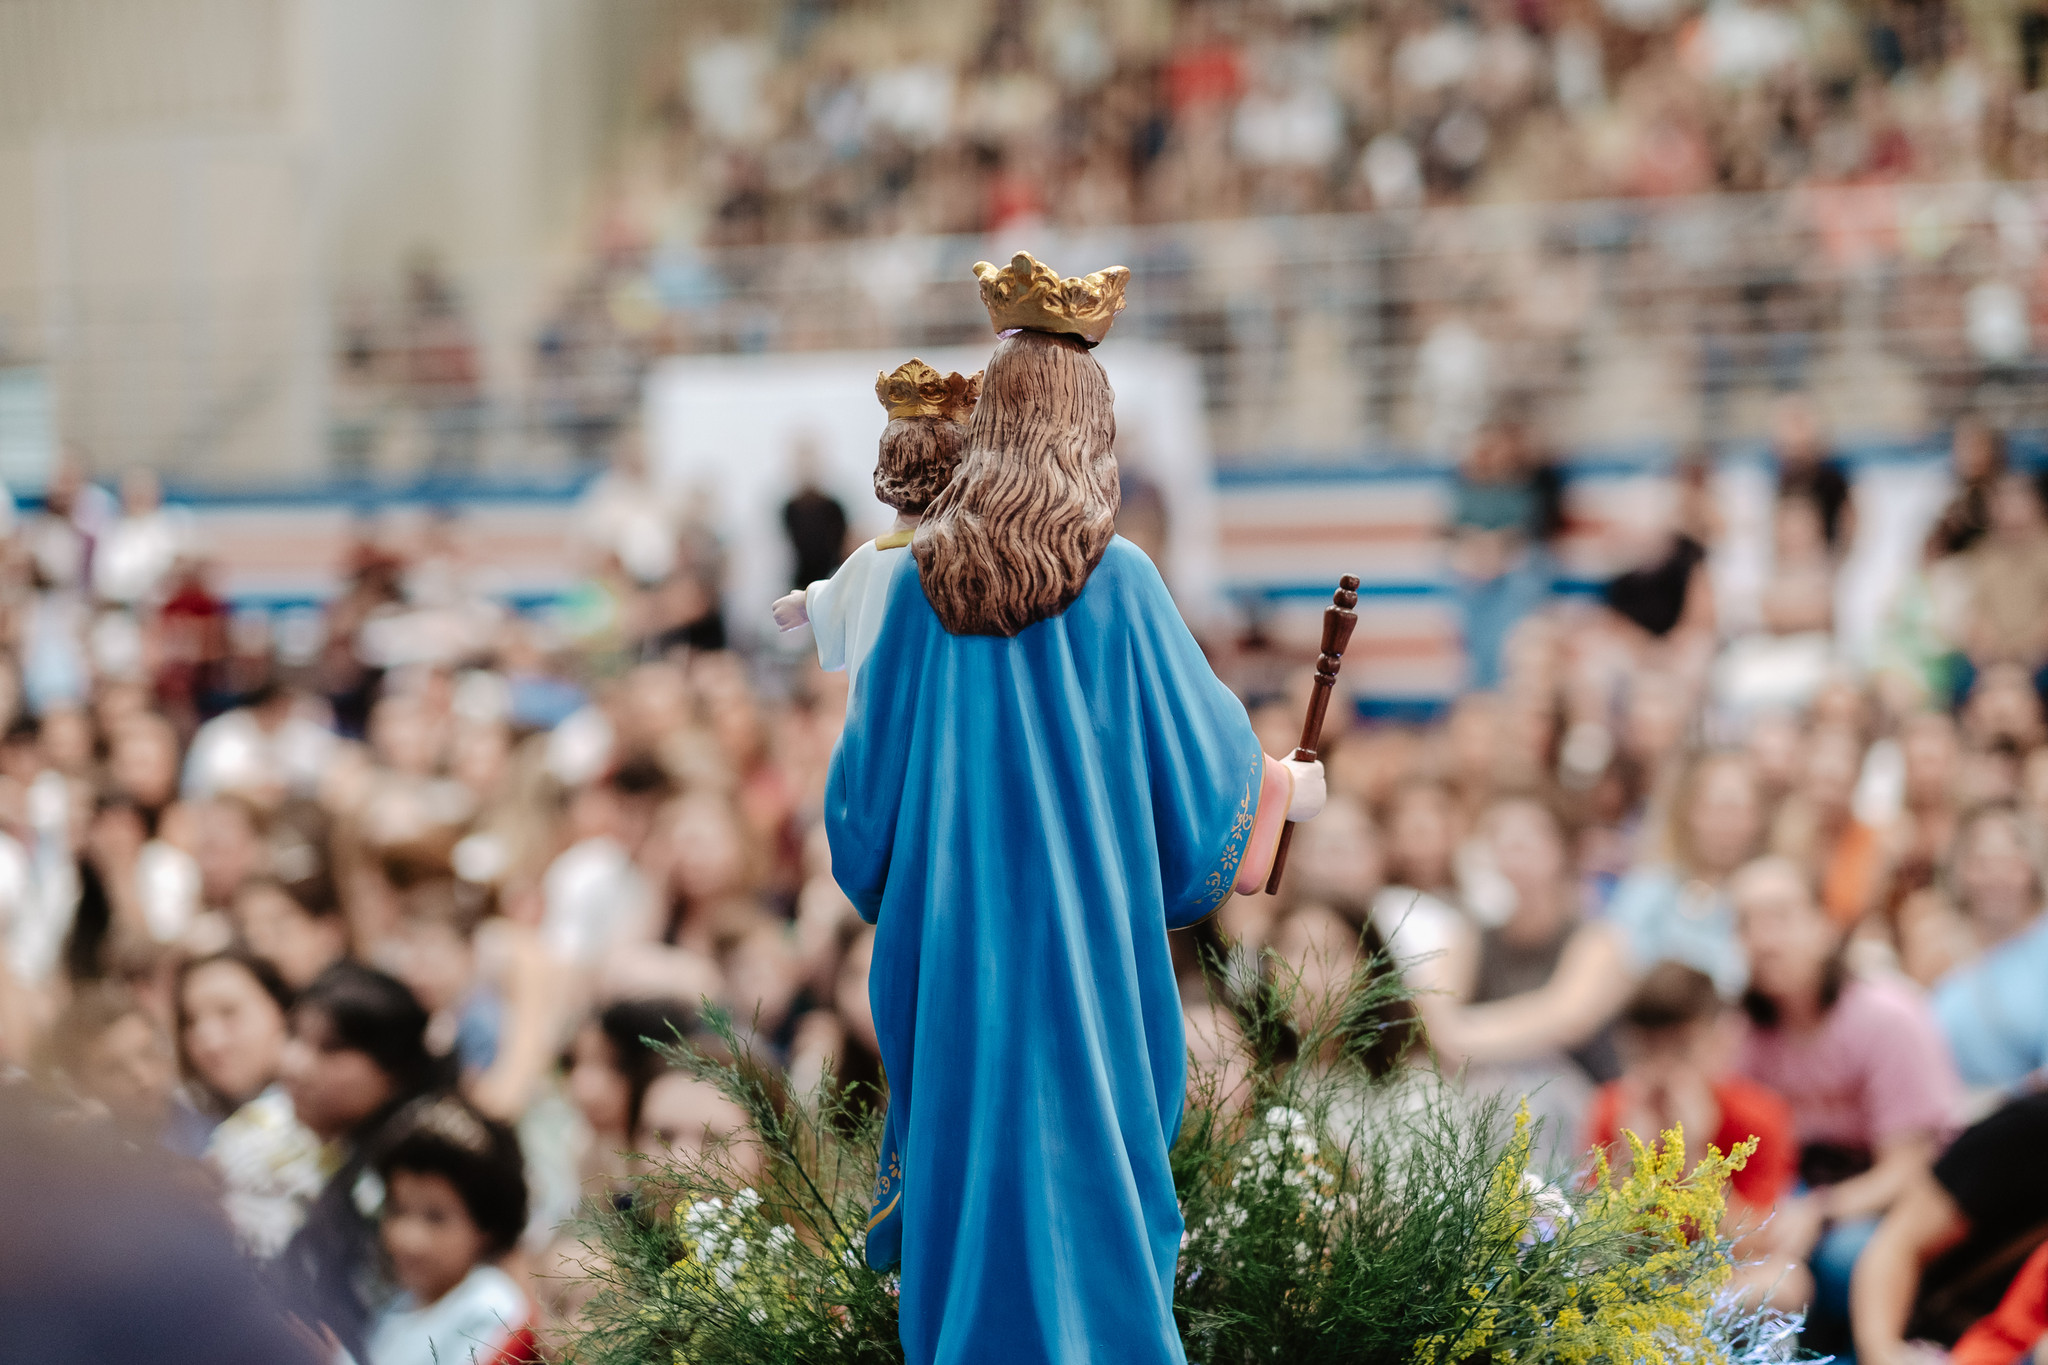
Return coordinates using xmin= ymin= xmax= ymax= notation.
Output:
xmin=913 ymin=329 xmax=1119 ymax=637
xmin=873 ymin=416 xmax=966 ymax=515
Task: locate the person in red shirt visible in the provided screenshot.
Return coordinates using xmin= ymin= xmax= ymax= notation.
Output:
xmin=1952 ymin=1240 xmax=2048 ymax=1365
xmin=1585 ymin=960 xmax=1808 ymax=1309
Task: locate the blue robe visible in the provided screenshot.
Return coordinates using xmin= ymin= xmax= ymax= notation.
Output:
xmin=826 ymin=536 xmax=1264 ymax=1365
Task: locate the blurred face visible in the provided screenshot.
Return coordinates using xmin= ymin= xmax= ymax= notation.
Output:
xmin=1619 ymin=1019 xmax=1717 ymax=1096
xmin=197 ymin=801 xmax=265 ymax=905
xmin=1956 ymin=814 xmax=2041 ymax=934
xmin=1487 ymin=800 xmax=1565 ymax=897
xmin=1294 ymin=797 xmax=1383 ymax=904
xmin=181 ymin=960 xmax=288 ymax=1108
xmin=635 ymin=1073 xmax=752 ymax=1169
xmin=1271 ymin=907 xmax=1359 ymax=1033
xmin=1387 ymin=787 xmax=1455 ymax=888
xmin=448 ymin=721 xmax=510 ymax=794
xmin=370 ymin=697 xmax=440 ymax=777
xmin=111 ymin=721 xmax=179 ymax=809
xmin=1734 ymin=863 xmax=1835 ymax=1004
xmin=381 ymin=1169 xmax=487 ymax=1307
xmin=1447 ymin=696 xmax=1499 ymax=781
xmin=235 ymin=884 xmax=346 ymax=991
xmin=280 ymin=1004 xmax=397 ymax=1141
xmin=1685 ymin=761 xmax=1761 ymax=877
xmin=79 ymin=1012 xmax=176 ymax=1129
xmin=1745 ymin=714 xmax=1803 ymax=795
xmin=726 ymin=929 xmax=801 ymax=1032
xmin=1799 ymin=729 xmax=1861 ymax=816
xmin=381 ymin=919 xmax=473 ymax=1016
xmin=1902 ymin=716 xmax=1958 ymax=805
xmin=669 ymin=796 xmax=746 ymax=902
xmin=567 ymin=1025 xmax=631 ymax=1136
xmin=41 ymin=708 xmax=93 ymax=774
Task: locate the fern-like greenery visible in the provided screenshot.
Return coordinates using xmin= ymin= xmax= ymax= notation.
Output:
xmin=563 ymin=942 xmax=1805 ymax=1365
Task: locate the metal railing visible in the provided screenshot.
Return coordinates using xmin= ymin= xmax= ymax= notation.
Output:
xmin=9 ymin=181 xmax=2046 ymax=480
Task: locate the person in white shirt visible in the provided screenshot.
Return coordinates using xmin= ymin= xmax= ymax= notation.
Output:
xmin=93 ymin=468 xmax=190 ymax=608
xmin=772 ymin=359 xmax=978 ymax=681
xmin=181 ymin=683 xmax=338 ymax=804
xmin=365 ymin=1097 xmax=537 ymax=1365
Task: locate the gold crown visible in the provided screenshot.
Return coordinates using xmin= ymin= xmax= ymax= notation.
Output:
xmin=875 ymin=359 xmax=953 ymax=420
xmin=942 ymin=370 xmax=982 ymax=424
xmin=971 ymin=251 xmax=1129 ymax=345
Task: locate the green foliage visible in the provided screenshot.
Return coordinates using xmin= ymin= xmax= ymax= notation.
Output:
xmin=563 ymin=947 xmax=1805 ymax=1365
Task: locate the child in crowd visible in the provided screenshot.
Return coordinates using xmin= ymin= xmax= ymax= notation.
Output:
xmin=1584 ymin=961 xmax=1804 ymax=1305
xmin=366 ymin=1095 xmax=538 ymax=1365
xmin=772 ymin=359 xmax=977 ymax=680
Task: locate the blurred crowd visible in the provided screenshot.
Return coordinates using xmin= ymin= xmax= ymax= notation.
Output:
xmin=605 ymin=0 xmax=2048 ymax=249
xmin=3 ymin=386 xmax=2048 ymax=1362
xmin=359 ymin=0 xmax=2048 ymax=480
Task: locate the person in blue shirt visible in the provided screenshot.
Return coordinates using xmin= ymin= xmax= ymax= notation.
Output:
xmin=1604 ymin=749 xmax=1768 ymax=999
xmin=1930 ymin=804 xmax=2048 ymax=1092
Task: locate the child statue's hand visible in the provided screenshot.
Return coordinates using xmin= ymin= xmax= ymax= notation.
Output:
xmin=772 ymin=590 xmax=810 ymax=632
xmin=1279 ymin=758 xmax=1326 ymax=822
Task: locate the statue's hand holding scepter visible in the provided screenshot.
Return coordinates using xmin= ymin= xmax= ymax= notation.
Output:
xmin=1264 ymin=575 xmax=1360 ymax=896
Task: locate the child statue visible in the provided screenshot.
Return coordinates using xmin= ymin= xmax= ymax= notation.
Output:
xmin=772 ymin=360 xmax=978 ymax=682
xmin=825 ymin=252 xmax=1326 ymax=1365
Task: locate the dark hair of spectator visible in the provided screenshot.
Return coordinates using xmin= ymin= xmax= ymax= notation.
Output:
xmin=1740 ymin=950 xmax=1847 ymax=1029
xmin=376 ymin=1095 xmax=528 ymax=1255
xmin=608 ymin=753 xmax=673 ymax=799
xmin=295 ymin=962 xmax=443 ymax=1104
xmin=595 ymin=997 xmax=696 ymax=1137
xmin=174 ymin=950 xmax=294 ymax=1107
xmin=1618 ymin=961 xmax=1722 ymax=1033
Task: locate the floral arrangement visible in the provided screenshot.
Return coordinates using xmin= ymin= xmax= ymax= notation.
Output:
xmin=564 ymin=950 xmax=1806 ymax=1365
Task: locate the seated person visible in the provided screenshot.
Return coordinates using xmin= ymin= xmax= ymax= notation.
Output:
xmin=1411 ymin=795 xmax=1631 ymax=1077
xmin=1584 ymin=961 xmax=1804 ymax=1308
xmin=1853 ymin=1091 xmax=2048 ymax=1365
xmin=1607 ymin=751 xmax=1767 ymax=1000
xmin=1732 ymin=857 xmax=1962 ymax=1348
xmin=1408 ymin=796 xmax=1632 ymax=1165
xmin=1950 ymin=1239 xmax=2048 ymax=1365
xmin=1929 ymin=805 xmax=2048 ymax=1095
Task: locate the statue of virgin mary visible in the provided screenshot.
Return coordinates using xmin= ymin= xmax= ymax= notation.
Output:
xmin=826 ymin=253 xmax=1325 ymax=1365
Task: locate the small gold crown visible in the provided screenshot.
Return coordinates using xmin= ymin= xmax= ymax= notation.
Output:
xmin=875 ymin=359 xmax=952 ymax=420
xmin=942 ymin=370 xmax=982 ymax=424
xmin=971 ymin=251 xmax=1129 ymax=345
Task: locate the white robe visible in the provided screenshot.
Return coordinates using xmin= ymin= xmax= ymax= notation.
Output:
xmin=803 ymin=534 xmax=911 ymax=682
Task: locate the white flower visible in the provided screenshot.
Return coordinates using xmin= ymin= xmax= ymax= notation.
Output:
xmin=749 ymin=1306 xmax=769 ymax=1325
xmin=1294 ymin=1241 xmax=1311 ymax=1264
xmin=1264 ymin=1106 xmax=1309 ymax=1133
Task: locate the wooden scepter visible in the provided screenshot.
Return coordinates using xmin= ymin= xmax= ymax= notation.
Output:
xmin=1264 ymin=574 xmax=1361 ymax=896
